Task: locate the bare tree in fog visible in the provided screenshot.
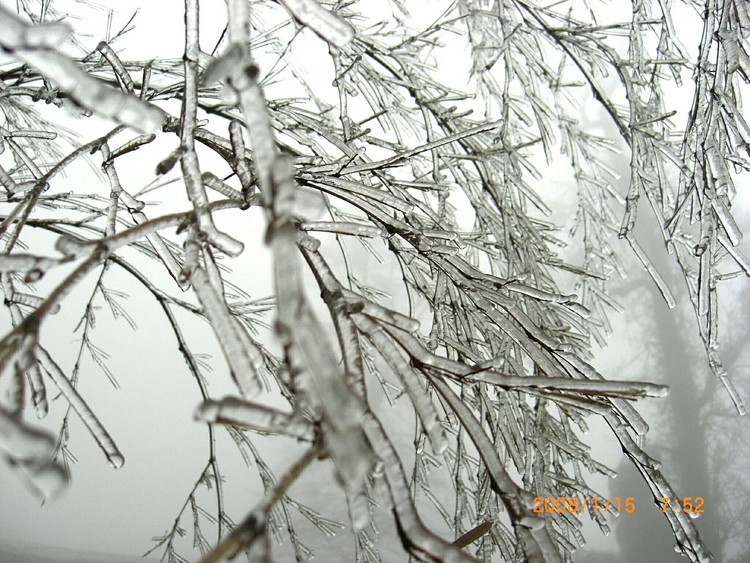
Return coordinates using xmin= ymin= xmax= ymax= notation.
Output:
xmin=0 ymin=0 xmax=748 ymax=561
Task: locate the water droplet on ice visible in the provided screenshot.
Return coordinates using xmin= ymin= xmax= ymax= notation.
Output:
xmin=108 ymin=452 xmax=125 ymax=469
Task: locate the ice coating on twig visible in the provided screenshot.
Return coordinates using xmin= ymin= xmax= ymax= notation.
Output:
xmin=38 ymin=348 xmax=124 ymax=469
xmin=195 ymin=397 xmax=314 ymax=441
xmin=299 ymin=221 xmax=382 ymax=238
xmin=218 ymin=5 xmax=375 ymax=498
xmin=426 ymin=374 xmax=563 ymax=562
xmin=342 ymin=289 xmax=420 ymax=333
xmin=8 ymin=46 xmax=165 ymax=133
xmin=353 ymin=314 xmax=448 ymax=454
xmin=277 ymin=0 xmax=354 ymax=48
xmin=361 ymin=413 xmax=478 ymax=563
xmin=189 ymin=264 xmax=263 ymax=398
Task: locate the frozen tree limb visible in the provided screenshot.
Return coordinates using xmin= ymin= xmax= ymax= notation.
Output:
xmin=0 ymin=6 xmax=165 ymax=133
xmin=276 ymin=0 xmax=354 ymax=48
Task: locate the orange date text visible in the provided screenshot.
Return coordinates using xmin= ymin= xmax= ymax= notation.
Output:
xmin=532 ymin=496 xmax=636 ymax=514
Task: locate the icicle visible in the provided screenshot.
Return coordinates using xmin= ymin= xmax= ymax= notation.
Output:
xmin=505 ymin=283 xmax=578 ymax=304
xmin=624 ymin=235 xmax=676 ymax=308
xmin=4 ymin=129 xmax=57 ymax=140
xmin=108 ymin=134 xmax=156 ymax=160
xmin=5 ymin=136 xmax=42 ymax=178
xmin=276 ymin=0 xmax=354 ymax=48
xmin=565 ymin=302 xmax=592 ymax=319
xmin=717 ymin=231 xmax=750 ymax=275
xmin=422 ymin=229 xmax=467 ymax=249
xmin=190 ymin=266 xmax=263 ymax=397
xmin=342 ymin=289 xmax=420 ymax=333
xmin=467 ymin=371 xmax=668 ymax=399
xmin=14 ymin=332 xmax=37 ymax=375
xmin=607 ymin=417 xmax=661 ymax=469
xmin=26 ymin=363 xmax=48 ymax=418
xmin=0 ymin=164 xmax=20 ymax=194
xmin=195 ymin=397 xmax=315 ymax=440
xmin=155 ymin=146 xmax=184 ymax=175
xmin=719 ymin=373 xmax=746 ymax=416
xmin=38 ymin=348 xmax=124 ymax=468
xmin=710 ymin=198 xmax=742 ymax=246
xmin=354 ymin=314 xmax=448 ymax=454
xmin=697 ymin=243 xmax=711 ymax=318
xmin=299 ymin=221 xmax=382 ymax=238
xmin=96 ymin=41 xmax=134 ymax=92
xmin=556 ymin=351 xmax=651 ymax=436
xmin=228 ymin=120 xmax=254 ymax=196
xmin=452 ymin=521 xmax=493 ymax=549
xmin=361 ymin=413 xmax=477 ymax=563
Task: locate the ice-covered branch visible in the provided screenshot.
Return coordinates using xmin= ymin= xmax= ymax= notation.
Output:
xmin=0 ymin=6 xmax=165 ymax=133
xmin=276 ymin=0 xmax=354 ymax=48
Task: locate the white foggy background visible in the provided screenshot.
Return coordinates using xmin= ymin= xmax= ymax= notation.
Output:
xmin=1 ymin=1 xmax=749 ymax=562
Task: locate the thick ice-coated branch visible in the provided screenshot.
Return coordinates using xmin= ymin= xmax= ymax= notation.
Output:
xmin=300 ymin=246 xmax=368 ymax=398
xmin=353 ymin=313 xmax=448 ymax=454
xmin=0 ymin=7 xmax=165 ymax=133
xmin=0 ymin=4 xmax=70 ymax=49
xmin=179 ymin=0 xmax=244 ymax=257
xmin=195 ymin=397 xmax=314 ymax=441
xmin=219 ymin=12 xmax=374 ymax=504
xmin=183 ymin=237 xmax=263 ymax=398
xmin=276 ymin=0 xmax=354 ymax=48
